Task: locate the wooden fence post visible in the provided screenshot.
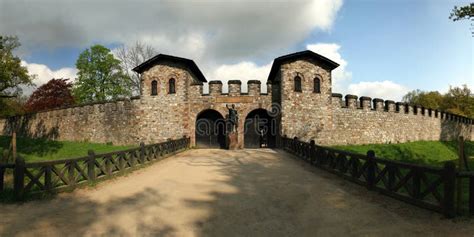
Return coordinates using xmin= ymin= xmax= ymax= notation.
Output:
xmin=87 ymin=150 xmax=96 ymax=181
xmin=413 ymin=167 xmax=421 ymax=199
xmin=13 ymin=156 xmax=25 ymax=200
xmin=366 ymin=150 xmax=376 ymax=190
xmin=44 ymin=165 xmax=52 ymax=192
xmin=140 ymin=142 xmax=146 ymax=164
xmin=470 ymin=176 xmax=474 ymax=215
xmin=310 ymin=140 xmax=316 ymax=164
xmin=387 ymin=164 xmax=396 ymax=192
xmin=459 ymin=136 xmax=469 ymax=171
xmin=68 ymin=161 xmax=75 ymax=185
xmin=0 ymin=165 xmax=5 ymax=192
xmin=443 ymin=161 xmax=456 ymax=218
xmin=457 ymin=136 xmax=465 ymax=213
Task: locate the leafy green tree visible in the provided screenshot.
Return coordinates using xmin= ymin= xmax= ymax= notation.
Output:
xmin=0 ymin=35 xmax=33 ymax=97
xmin=402 ymin=85 xmax=474 ymax=118
xmin=0 ymin=96 xmax=27 ymax=117
xmin=73 ymin=45 xmax=131 ymax=103
xmin=440 ymin=85 xmax=474 ymax=118
xmin=402 ymin=90 xmax=443 ymax=109
xmin=449 ymin=3 xmax=473 ymax=36
xmin=0 ymin=35 xmax=34 ymax=117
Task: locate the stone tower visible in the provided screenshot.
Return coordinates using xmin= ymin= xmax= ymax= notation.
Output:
xmin=267 ymin=50 xmax=339 ymax=143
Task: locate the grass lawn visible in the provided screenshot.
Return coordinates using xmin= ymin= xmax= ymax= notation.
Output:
xmin=0 ymin=136 xmax=135 ymax=163
xmin=333 ymin=140 xmax=474 ymax=168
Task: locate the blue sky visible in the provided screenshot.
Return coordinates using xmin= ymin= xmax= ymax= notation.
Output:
xmin=1 ymin=0 xmax=472 ymax=100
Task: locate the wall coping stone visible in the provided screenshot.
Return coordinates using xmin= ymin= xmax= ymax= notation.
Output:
xmin=228 ymin=80 xmax=242 ymax=84
xmin=247 ymin=80 xmax=261 ymax=84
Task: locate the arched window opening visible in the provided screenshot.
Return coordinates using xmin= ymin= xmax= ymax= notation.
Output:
xmin=151 ymin=80 xmax=158 ymax=96
xmin=169 ymin=78 xmax=176 ymax=94
xmin=294 ymin=76 xmax=302 ymax=92
xmin=314 ymin=77 xmax=321 ymax=93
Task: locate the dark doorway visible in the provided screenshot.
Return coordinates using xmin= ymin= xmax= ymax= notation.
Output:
xmin=244 ymin=109 xmax=276 ymax=148
xmin=195 ymin=109 xmax=226 ymax=148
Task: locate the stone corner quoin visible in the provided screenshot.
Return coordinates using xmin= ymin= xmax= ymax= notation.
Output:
xmin=0 ymin=50 xmax=472 ymax=147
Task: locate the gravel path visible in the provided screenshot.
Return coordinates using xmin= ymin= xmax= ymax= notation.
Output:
xmin=1 ymin=149 xmax=473 ymax=237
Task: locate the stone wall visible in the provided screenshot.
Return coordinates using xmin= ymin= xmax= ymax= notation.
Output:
xmin=282 ymin=93 xmax=474 ymax=145
xmin=0 ymin=99 xmax=141 ymax=145
xmin=0 ymin=53 xmax=472 ymax=147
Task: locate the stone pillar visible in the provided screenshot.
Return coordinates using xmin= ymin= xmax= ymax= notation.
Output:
xmin=373 ymin=98 xmax=384 ymax=112
xmin=332 ymin=93 xmax=343 ymax=107
xmin=385 ymin=100 xmax=395 ymax=112
xmin=345 ymin=94 xmax=358 ymax=109
xmin=396 ymin=102 xmax=405 ymax=113
xmin=359 ymin=96 xmax=372 ymax=111
xmin=228 ymin=80 xmax=241 ymax=96
xmin=248 ymin=80 xmax=261 ymax=96
xmin=209 ymin=81 xmax=223 ymax=96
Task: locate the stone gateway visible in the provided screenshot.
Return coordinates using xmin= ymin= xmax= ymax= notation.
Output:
xmin=0 ymin=51 xmax=472 ymax=148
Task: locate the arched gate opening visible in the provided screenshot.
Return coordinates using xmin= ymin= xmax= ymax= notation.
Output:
xmin=195 ymin=109 xmax=226 ymax=148
xmin=244 ymin=109 xmax=276 ymax=148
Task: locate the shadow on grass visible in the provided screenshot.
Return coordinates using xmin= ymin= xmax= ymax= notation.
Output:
xmin=0 ymin=135 xmax=63 ymax=159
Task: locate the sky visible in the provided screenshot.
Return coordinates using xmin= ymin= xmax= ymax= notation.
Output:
xmin=0 ymin=0 xmax=472 ymax=101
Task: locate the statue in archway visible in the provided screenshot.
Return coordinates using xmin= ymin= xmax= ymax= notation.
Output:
xmin=226 ymin=104 xmax=238 ymax=133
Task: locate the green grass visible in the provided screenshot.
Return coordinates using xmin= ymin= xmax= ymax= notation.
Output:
xmin=0 ymin=136 xmax=135 ymax=163
xmin=333 ymin=140 xmax=474 ymax=168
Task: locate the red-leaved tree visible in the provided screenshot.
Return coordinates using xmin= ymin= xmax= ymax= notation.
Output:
xmin=25 ymin=78 xmax=75 ymax=112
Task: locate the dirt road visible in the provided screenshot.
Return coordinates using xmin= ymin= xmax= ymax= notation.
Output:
xmin=1 ymin=149 xmax=473 ymax=236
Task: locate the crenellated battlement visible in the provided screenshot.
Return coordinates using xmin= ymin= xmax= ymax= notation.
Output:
xmin=331 ymin=93 xmax=473 ymax=125
xmin=203 ymin=80 xmax=270 ymax=97
xmin=29 ymin=97 xmax=140 ymax=120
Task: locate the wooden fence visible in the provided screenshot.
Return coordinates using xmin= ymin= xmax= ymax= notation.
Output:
xmin=0 ymin=137 xmax=190 ymax=200
xmin=280 ymin=136 xmax=457 ymax=218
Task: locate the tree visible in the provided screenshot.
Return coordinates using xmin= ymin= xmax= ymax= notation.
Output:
xmin=0 ymin=35 xmax=34 ymax=97
xmin=402 ymin=85 xmax=474 ymax=118
xmin=115 ymin=41 xmax=157 ymax=96
xmin=441 ymin=85 xmax=474 ymax=118
xmin=73 ymin=45 xmax=131 ymax=103
xmin=25 ymin=78 xmax=75 ymax=112
xmin=0 ymin=96 xmax=27 ymax=117
xmin=402 ymin=90 xmax=443 ymax=109
xmin=449 ymin=3 xmax=473 ymax=36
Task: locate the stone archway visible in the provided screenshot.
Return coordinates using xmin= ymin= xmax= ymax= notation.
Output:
xmin=244 ymin=108 xmax=276 ymax=148
xmin=195 ymin=109 xmax=226 ymax=148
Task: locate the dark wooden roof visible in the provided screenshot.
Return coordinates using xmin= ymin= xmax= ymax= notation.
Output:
xmin=267 ymin=50 xmax=339 ymax=82
xmin=132 ymin=54 xmax=207 ymax=83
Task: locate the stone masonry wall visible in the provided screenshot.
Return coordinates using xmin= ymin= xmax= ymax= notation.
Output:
xmin=0 ymin=55 xmax=472 ymax=147
xmin=283 ymin=93 xmax=474 ymax=145
xmin=0 ymin=99 xmax=141 ymax=145
xmin=279 ymin=58 xmax=334 ymax=141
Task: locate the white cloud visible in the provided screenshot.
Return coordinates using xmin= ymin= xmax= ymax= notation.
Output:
xmin=306 ymin=43 xmax=352 ymax=92
xmin=206 ymin=62 xmax=272 ymax=93
xmin=347 ymin=81 xmax=409 ymax=101
xmin=21 ymin=61 xmax=77 ymax=95
xmin=0 ymin=0 xmax=342 ymax=65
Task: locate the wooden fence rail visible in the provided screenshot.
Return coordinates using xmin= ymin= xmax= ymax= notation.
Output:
xmin=280 ymin=136 xmax=457 ymax=218
xmin=0 ymin=137 xmax=190 ymax=200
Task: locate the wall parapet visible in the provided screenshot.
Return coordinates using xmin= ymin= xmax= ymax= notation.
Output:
xmin=331 ymin=92 xmax=474 ymax=125
xmin=204 ymin=80 xmax=271 ymax=97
